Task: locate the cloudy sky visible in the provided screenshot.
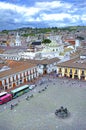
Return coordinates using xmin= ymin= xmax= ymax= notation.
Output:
xmin=0 ymin=0 xmax=86 ymax=30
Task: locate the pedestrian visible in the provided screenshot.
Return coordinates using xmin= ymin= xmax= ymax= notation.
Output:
xmin=11 ymin=104 xmax=13 ymax=110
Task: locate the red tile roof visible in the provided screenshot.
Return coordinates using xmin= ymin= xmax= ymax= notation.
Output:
xmin=0 ymin=58 xmax=60 ymax=79
xmin=65 ymin=39 xmax=75 ymax=45
xmin=0 ymin=60 xmax=37 ymax=79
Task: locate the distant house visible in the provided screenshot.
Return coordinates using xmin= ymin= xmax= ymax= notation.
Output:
xmin=64 ymin=39 xmax=75 ymax=45
xmin=0 ymin=40 xmax=7 ymax=46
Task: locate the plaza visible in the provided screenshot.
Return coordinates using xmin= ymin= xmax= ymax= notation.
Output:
xmin=0 ymin=77 xmax=86 ymax=130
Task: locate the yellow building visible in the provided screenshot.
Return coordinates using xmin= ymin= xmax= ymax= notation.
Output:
xmin=57 ymin=57 xmax=86 ymax=80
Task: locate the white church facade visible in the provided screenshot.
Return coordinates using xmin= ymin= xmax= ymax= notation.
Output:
xmin=10 ymin=32 xmax=21 ymax=47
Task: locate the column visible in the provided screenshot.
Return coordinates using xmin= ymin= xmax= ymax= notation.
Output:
xmin=62 ymin=68 xmax=64 ymax=77
xmin=67 ymin=68 xmax=70 ymax=77
xmin=21 ymin=73 xmax=24 ymax=83
xmin=72 ymin=68 xmax=75 ymax=79
xmin=78 ymin=69 xmax=81 ymax=80
xmin=5 ymin=78 xmax=9 ymax=89
xmin=17 ymin=74 xmax=20 ymax=85
xmin=10 ymin=77 xmax=13 ymax=88
xmin=13 ymin=75 xmax=16 ymax=87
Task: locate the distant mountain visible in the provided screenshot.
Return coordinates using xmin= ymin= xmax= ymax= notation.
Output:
xmin=0 ymin=26 xmax=86 ymax=34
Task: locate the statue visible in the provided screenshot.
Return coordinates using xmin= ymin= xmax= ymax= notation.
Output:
xmin=55 ymin=106 xmax=70 ymax=118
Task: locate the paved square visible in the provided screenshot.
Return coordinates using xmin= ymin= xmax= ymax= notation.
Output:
xmin=0 ymin=78 xmax=86 ymax=130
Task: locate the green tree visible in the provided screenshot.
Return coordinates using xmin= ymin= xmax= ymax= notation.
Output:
xmin=42 ymin=39 xmax=51 ymax=44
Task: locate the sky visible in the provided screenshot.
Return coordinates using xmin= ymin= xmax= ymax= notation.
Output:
xmin=0 ymin=0 xmax=86 ymax=30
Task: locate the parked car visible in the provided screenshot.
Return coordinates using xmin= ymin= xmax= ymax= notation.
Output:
xmin=29 ymin=84 xmax=36 ymax=90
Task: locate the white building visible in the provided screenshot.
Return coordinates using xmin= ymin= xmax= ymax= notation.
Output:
xmin=10 ymin=32 xmax=21 ymax=46
xmin=41 ymin=41 xmax=64 ymax=58
xmin=75 ymin=39 xmax=80 ymax=50
xmin=0 ymin=54 xmax=21 ymax=61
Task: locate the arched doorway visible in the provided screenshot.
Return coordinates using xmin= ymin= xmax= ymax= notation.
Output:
xmin=43 ymin=69 xmax=47 ymax=74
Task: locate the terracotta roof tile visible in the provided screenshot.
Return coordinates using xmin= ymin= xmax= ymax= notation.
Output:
xmin=0 ymin=58 xmax=60 ymax=79
xmin=0 ymin=60 xmax=37 ymax=79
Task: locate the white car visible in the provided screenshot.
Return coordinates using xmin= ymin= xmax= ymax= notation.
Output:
xmin=29 ymin=85 xmax=36 ymax=90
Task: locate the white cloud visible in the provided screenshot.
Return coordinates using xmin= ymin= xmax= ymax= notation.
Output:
xmin=67 ymin=8 xmax=78 ymax=13
xmin=35 ymin=1 xmax=62 ymax=9
xmin=23 ymin=12 xmax=79 ymax=23
xmin=71 ymin=15 xmax=80 ymax=22
xmin=35 ymin=1 xmax=72 ymax=9
xmin=40 ymin=13 xmax=71 ymax=21
xmin=0 ymin=1 xmax=86 ymax=30
xmin=0 ymin=1 xmax=73 ymax=18
xmin=0 ymin=2 xmax=40 ymax=16
xmin=14 ymin=18 xmax=21 ymax=23
xmin=48 ymin=21 xmax=67 ymax=27
xmin=81 ymin=15 xmax=86 ymax=21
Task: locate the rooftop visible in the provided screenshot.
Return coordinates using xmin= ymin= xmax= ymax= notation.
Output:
xmin=57 ymin=57 xmax=86 ymax=69
xmin=24 ymin=57 xmax=60 ymax=65
xmin=0 ymin=58 xmax=60 ymax=79
xmin=0 ymin=60 xmax=36 ymax=79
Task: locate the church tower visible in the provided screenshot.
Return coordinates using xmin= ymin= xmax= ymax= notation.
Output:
xmin=15 ymin=32 xmax=21 ymax=46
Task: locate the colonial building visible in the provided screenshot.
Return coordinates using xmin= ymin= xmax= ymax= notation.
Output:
xmin=0 ymin=60 xmax=39 ymax=91
xmin=0 ymin=57 xmax=60 ymax=91
xmin=57 ymin=57 xmax=86 ymax=80
xmin=25 ymin=58 xmax=60 ymax=75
